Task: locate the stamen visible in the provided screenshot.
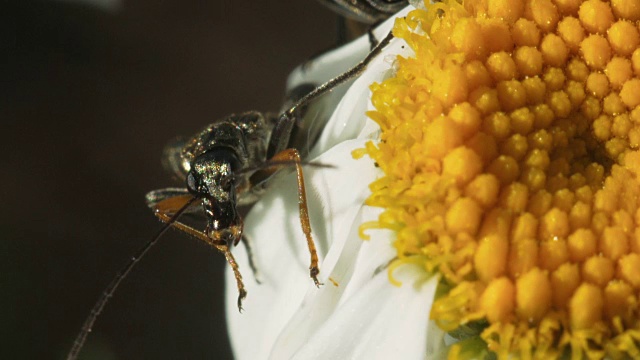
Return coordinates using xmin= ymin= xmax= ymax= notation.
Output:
xmin=358 ymin=0 xmax=640 ymax=357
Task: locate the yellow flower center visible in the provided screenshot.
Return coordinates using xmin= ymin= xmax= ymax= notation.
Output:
xmin=356 ymin=0 xmax=640 ymax=358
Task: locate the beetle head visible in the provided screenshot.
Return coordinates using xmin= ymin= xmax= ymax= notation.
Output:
xmin=187 ymin=148 xmax=243 ymax=245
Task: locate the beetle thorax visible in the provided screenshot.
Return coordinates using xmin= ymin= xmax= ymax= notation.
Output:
xmin=192 ymin=159 xmax=234 ymax=200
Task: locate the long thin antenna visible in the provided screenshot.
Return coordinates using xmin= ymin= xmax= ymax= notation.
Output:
xmin=285 ymin=30 xmax=394 ymax=118
xmin=268 ymin=30 xmax=394 ymax=157
xmin=67 ymin=196 xmax=198 ymax=360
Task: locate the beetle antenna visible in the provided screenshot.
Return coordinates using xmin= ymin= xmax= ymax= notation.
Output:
xmin=235 ymin=159 xmax=335 ymax=176
xmin=67 ymin=196 xmax=199 ymax=360
xmin=284 ymin=30 xmax=394 ymax=118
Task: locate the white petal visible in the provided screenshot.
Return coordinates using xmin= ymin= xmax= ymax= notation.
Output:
xmin=227 ymin=138 xmax=380 ymax=360
xmin=266 ymin=205 xmax=396 ymax=359
xmin=268 ymin=220 xmax=435 ymax=359
xmin=426 ymin=321 xmax=448 ymax=360
xmin=226 ymin=5 xmax=427 ymax=360
xmin=285 ymin=6 xmax=413 ymax=91
xmin=312 ymin=6 xmax=414 ymax=157
xmin=287 ymin=267 xmax=439 ymax=360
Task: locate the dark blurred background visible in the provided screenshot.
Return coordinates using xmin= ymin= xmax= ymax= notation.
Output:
xmin=1 ymin=1 xmax=335 ymax=358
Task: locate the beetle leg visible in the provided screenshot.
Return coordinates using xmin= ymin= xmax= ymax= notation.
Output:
xmin=152 ymin=195 xmax=218 ymax=246
xmin=145 ymin=188 xmax=192 ymax=210
xmin=367 ymin=27 xmax=378 ymax=49
xmin=365 ymin=19 xmax=385 ymax=49
xmin=223 ymin=250 xmax=248 ymax=312
xmin=153 ymin=195 xmax=247 ymax=310
xmin=263 ymin=148 xmax=322 ymax=287
xmin=240 ymin=234 xmax=262 ymax=284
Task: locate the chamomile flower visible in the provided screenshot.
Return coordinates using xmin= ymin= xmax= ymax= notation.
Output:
xmin=228 ymin=1 xmax=640 ymax=359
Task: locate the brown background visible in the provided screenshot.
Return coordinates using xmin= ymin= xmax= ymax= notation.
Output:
xmin=2 ymin=1 xmax=336 ymax=358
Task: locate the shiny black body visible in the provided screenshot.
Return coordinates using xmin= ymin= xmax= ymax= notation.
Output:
xmin=147 ymin=112 xmax=274 ymax=246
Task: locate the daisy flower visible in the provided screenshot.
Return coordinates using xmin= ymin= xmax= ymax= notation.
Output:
xmin=227 ymin=1 xmax=640 ymax=359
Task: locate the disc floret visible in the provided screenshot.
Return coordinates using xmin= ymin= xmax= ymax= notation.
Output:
xmin=361 ymin=0 xmax=640 ymax=358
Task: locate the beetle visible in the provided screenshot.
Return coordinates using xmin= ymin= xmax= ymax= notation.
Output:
xmin=66 ymin=29 xmax=395 ymax=360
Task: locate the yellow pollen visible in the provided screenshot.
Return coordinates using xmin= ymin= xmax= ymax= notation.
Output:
xmin=360 ymin=0 xmax=640 ymax=358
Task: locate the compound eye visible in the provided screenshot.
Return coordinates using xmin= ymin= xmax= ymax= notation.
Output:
xmin=186 ymin=170 xmax=200 ymax=194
